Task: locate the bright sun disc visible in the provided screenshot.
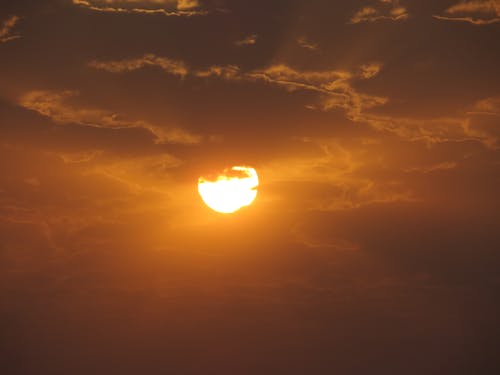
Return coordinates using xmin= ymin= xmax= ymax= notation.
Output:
xmin=198 ymin=166 xmax=259 ymax=214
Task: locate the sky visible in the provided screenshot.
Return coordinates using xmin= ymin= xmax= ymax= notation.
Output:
xmin=0 ymin=1 xmax=499 ymax=374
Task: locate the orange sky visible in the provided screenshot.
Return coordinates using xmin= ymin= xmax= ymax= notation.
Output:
xmin=1 ymin=1 xmax=499 ymax=374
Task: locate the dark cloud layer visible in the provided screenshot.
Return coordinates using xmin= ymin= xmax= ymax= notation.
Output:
xmin=1 ymin=1 xmax=499 ymax=374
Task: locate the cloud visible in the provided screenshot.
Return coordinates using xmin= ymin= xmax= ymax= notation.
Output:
xmin=194 ymin=65 xmax=242 ymax=79
xmin=350 ymin=0 xmax=409 ymax=24
xmin=57 ymin=150 xmax=104 ymax=164
xmin=247 ymin=64 xmax=353 ymax=94
xmin=292 ymin=222 xmax=360 ymax=250
xmin=261 ymin=137 xmax=417 ymax=212
xmin=79 ymin=153 xmax=184 ymax=193
xmin=72 ymin=0 xmax=206 ymax=17
xmin=348 ymin=97 xmax=499 ymax=149
xmin=0 ymin=143 xmax=186 ymax=265
xmin=88 ymin=54 xmax=189 ymax=76
xmin=0 ymin=205 xmax=59 ymax=252
xmin=234 ymin=34 xmax=257 ymax=46
xmin=19 ymin=90 xmax=201 ymax=144
xmin=296 ymin=37 xmax=319 ymax=51
xmin=359 ymin=63 xmax=382 ymax=79
xmin=0 ymin=15 xmax=21 ymax=43
xmin=358 ymin=114 xmax=496 ymax=148
xmin=433 ymin=0 xmax=500 ymax=25
xmin=89 ymin=54 xmax=387 ymax=119
xmin=87 ymin=54 xmax=499 ymax=148
xmin=197 ymin=64 xmax=386 ymax=119
xmin=468 ymin=96 xmax=500 ymax=115
xmin=176 ymin=0 xmax=200 ymax=10
xmin=403 ymin=161 xmax=458 ymax=174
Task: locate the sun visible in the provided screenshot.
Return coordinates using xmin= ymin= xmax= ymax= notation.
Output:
xmin=198 ymin=166 xmax=259 ymax=214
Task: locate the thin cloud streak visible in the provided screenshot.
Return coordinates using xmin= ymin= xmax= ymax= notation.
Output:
xmin=403 ymin=161 xmax=458 ymax=174
xmin=72 ymin=0 xmax=207 ymax=17
xmin=19 ymin=90 xmax=201 ymax=145
xmin=434 ymin=0 xmax=500 ymax=24
xmin=88 ymin=54 xmax=189 ymax=76
xmin=234 ymin=34 xmax=257 ymax=46
xmin=0 ymin=15 xmax=21 ymax=43
xmin=349 ymin=0 xmax=409 ymax=24
xmin=297 ymin=36 xmax=319 ymax=51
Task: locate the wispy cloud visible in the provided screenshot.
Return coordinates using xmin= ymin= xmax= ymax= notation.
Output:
xmin=350 ymin=0 xmax=409 ymax=24
xmin=234 ymin=34 xmax=257 ymax=46
xmin=403 ymin=161 xmax=458 ymax=174
xmin=359 ymin=114 xmax=498 ymax=149
xmin=0 ymin=16 xmax=21 ymax=43
xmin=19 ymin=90 xmax=201 ymax=145
xmin=87 ymin=54 xmax=498 ymax=148
xmin=468 ymin=96 xmax=500 ymax=115
xmin=80 ymin=153 xmax=184 ymax=193
xmin=359 ymin=63 xmax=382 ymax=79
xmin=72 ymin=0 xmax=207 ymax=17
xmin=176 ymin=0 xmax=200 ymax=10
xmin=433 ymin=0 xmax=500 ymax=25
xmin=88 ymin=54 xmax=189 ymax=76
xmin=297 ymin=36 xmax=319 ymax=51
xmin=262 ymin=138 xmax=417 ymax=212
xmin=88 ymin=54 xmax=385 ymax=119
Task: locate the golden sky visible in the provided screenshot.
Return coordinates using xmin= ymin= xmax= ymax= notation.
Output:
xmin=1 ymin=1 xmax=499 ymax=373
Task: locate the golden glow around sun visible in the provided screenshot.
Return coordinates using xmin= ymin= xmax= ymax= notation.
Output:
xmin=198 ymin=166 xmax=259 ymax=214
